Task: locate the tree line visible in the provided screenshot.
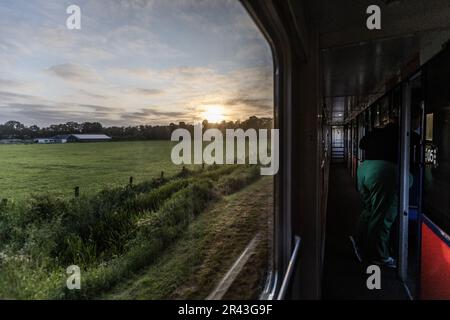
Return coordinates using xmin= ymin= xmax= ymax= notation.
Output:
xmin=0 ymin=116 xmax=273 ymax=141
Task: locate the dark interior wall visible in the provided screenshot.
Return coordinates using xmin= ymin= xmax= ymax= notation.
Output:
xmin=290 ymin=24 xmax=327 ymax=300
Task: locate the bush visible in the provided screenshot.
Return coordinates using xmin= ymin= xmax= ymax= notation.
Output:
xmin=199 ymin=165 xmax=239 ymax=180
xmin=128 ymin=179 xmax=215 ymax=259
xmin=216 ymin=166 xmax=260 ymax=195
xmin=125 ymin=178 xmax=191 ymax=213
xmin=0 ymin=175 xmax=191 ymax=266
xmin=0 ymin=259 xmax=65 ymax=300
xmin=69 ymin=179 xmax=215 ymax=299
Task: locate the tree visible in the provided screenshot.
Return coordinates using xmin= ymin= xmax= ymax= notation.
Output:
xmin=0 ymin=116 xmax=273 ymax=141
xmin=4 ymin=120 xmax=24 ymax=131
xmin=81 ymin=122 xmax=103 ymax=133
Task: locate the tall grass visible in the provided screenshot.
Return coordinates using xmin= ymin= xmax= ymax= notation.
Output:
xmin=71 ymin=179 xmax=215 ymax=299
xmin=0 ymin=164 xmax=260 ymax=299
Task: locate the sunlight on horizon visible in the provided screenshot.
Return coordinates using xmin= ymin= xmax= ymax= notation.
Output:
xmin=201 ymin=105 xmax=226 ymax=123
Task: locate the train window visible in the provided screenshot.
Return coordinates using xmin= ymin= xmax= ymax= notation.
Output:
xmin=425 ymin=113 xmax=434 ymax=142
xmin=392 ymin=87 xmax=401 ymax=121
xmin=380 ymin=96 xmax=390 ymax=125
xmin=423 ymin=48 xmax=450 ymax=236
xmin=374 ymin=104 xmax=381 ymax=127
xmin=357 ymin=115 xmax=365 ymax=163
xmin=346 ymin=126 xmax=350 ymax=170
xmin=365 ymin=110 xmax=371 ymax=133
xmin=352 ymin=121 xmax=358 ymax=156
xmin=0 ymin=1 xmax=274 ymax=299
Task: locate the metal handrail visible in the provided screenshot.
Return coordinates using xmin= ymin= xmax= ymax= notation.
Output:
xmin=277 ymin=236 xmax=301 ymax=300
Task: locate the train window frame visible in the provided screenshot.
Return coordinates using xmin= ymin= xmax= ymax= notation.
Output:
xmin=0 ymin=1 xmax=277 ymax=300
xmin=241 ymin=1 xmax=295 ymax=300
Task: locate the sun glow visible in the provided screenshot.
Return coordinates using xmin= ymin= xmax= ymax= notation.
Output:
xmin=201 ymin=105 xmax=226 ymax=123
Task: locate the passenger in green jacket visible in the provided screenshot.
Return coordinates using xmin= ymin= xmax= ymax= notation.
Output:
xmin=356 ymin=160 xmax=399 ymax=267
xmin=355 ymin=123 xmax=412 ymax=268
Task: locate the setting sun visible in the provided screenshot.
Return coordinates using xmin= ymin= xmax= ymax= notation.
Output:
xmin=201 ymin=105 xmax=226 ymax=123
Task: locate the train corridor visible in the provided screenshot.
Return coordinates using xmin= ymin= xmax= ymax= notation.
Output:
xmin=322 ymin=164 xmax=410 ymax=300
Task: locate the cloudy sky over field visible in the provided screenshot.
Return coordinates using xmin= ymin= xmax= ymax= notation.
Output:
xmin=0 ymin=0 xmax=273 ymax=126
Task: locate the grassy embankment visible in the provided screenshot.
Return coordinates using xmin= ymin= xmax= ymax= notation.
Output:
xmin=0 ymin=163 xmax=269 ymax=299
xmin=105 ymin=176 xmax=273 ymax=300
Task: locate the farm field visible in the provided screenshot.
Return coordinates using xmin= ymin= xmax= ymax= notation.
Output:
xmin=0 ymin=141 xmax=198 ymax=200
xmin=0 ymin=141 xmax=273 ymax=299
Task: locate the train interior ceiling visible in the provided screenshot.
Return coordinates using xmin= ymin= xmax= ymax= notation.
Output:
xmin=242 ymin=0 xmax=450 ymax=299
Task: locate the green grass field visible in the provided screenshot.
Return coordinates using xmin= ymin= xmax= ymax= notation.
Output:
xmin=0 ymin=139 xmax=272 ymax=299
xmin=0 ymin=141 xmax=198 ymax=200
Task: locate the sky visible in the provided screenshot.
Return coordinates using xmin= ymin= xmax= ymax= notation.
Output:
xmin=0 ymin=0 xmax=273 ymax=127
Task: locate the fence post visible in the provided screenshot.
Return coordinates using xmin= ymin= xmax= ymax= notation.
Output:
xmin=74 ymin=186 xmax=80 ymax=198
xmin=129 ymin=176 xmax=133 ymax=187
xmin=160 ymin=171 xmax=164 ymax=179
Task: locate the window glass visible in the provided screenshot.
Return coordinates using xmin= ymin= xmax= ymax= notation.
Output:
xmin=0 ymin=0 xmax=274 ymax=299
xmin=373 ymin=104 xmax=380 ymax=128
xmin=380 ymin=97 xmax=390 ymax=126
xmin=425 ymin=113 xmax=434 ymax=142
xmin=423 ymin=47 xmax=450 ymax=235
xmin=392 ymin=87 xmax=401 ymax=121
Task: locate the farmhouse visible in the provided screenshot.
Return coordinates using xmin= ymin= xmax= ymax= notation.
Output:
xmin=34 ymin=134 xmax=112 ymax=144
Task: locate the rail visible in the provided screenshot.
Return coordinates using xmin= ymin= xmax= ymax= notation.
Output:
xmin=277 ymin=235 xmax=301 ymax=300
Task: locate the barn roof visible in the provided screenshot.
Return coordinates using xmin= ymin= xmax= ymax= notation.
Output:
xmin=69 ymin=134 xmax=112 ymax=140
xmin=52 ymin=135 xmax=70 ymax=139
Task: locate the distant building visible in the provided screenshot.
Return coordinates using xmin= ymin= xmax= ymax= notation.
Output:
xmin=50 ymin=135 xmax=69 ymax=143
xmin=34 ymin=138 xmax=61 ymax=144
xmin=33 ymin=134 xmax=112 ymax=144
xmin=0 ymin=139 xmax=24 ymax=144
xmin=65 ymin=134 xmax=112 ymax=143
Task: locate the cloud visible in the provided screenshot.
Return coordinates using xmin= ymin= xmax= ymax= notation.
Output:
xmin=1 ymin=103 xmax=85 ymax=124
xmin=78 ymin=104 xmax=124 ymax=114
xmin=225 ymin=97 xmax=272 ymax=110
xmin=0 ymin=0 xmax=273 ymax=126
xmin=132 ymin=88 xmax=164 ymax=96
xmin=0 ymin=79 xmax=23 ymax=89
xmin=120 ymin=107 xmax=187 ymax=123
xmin=0 ymin=102 xmax=121 ymax=125
xmin=45 ymin=64 xmax=100 ymax=82
xmin=108 ymin=66 xmax=216 ymax=82
xmin=0 ymin=90 xmax=36 ymax=101
xmin=77 ymin=89 xmax=109 ymax=100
